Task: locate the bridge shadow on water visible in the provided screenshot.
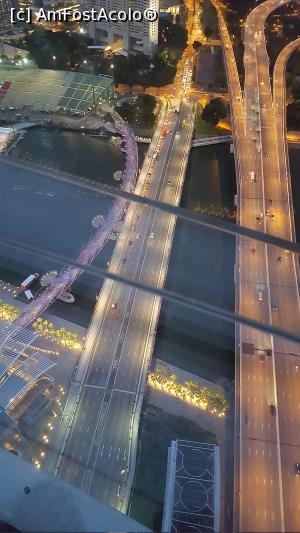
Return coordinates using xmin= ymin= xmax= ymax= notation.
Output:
xmin=155 ymin=142 xmax=237 ymax=382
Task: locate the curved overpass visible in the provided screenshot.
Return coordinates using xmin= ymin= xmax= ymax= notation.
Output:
xmin=213 ymin=0 xmax=300 ymax=530
xmin=238 ymin=1 xmax=300 ymax=531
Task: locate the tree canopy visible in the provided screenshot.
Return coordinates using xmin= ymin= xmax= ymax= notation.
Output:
xmin=117 ymin=95 xmax=157 ymax=128
xmin=193 ymin=40 xmax=202 ymax=50
xmin=22 ymin=27 xmax=91 ymax=69
xmin=201 ymin=97 xmax=227 ymax=125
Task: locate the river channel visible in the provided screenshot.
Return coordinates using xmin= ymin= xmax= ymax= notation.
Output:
xmin=6 ymin=129 xmax=299 ymax=381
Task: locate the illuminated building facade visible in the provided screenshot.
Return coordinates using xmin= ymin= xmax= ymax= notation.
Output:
xmin=0 ymin=0 xmax=12 ymax=34
xmin=87 ymin=0 xmax=159 ymax=56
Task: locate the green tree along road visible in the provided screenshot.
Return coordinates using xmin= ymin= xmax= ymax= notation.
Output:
xmin=113 ymin=21 xmax=187 ymax=87
xmin=193 ymin=40 xmax=202 ymax=50
xmin=0 ymin=302 xmax=79 ymax=349
xmin=148 ymin=365 xmax=228 ymax=414
xmin=110 ymin=52 xmax=176 ymax=87
xmin=116 ymin=95 xmax=157 ymax=130
xmin=18 ymin=19 xmax=188 ymax=88
xmin=21 ymin=27 xmax=91 ymax=69
xmin=201 ymin=97 xmax=228 ymax=126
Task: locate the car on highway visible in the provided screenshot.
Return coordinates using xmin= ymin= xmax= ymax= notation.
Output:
xmin=295 ymin=463 xmax=300 ymax=476
xmin=272 ymin=305 xmax=278 ymax=312
xmin=269 ymin=403 xmax=276 ymax=416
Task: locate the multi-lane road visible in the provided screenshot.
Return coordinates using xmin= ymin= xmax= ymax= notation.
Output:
xmin=214 ymin=0 xmax=300 ymax=530
xmin=225 ymin=0 xmax=300 ymax=531
xmin=46 ymin=99 xmax=195 ymax=511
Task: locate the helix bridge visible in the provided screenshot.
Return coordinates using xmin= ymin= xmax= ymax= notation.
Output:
xmin=5 ymin=110 xmax=138 ymax=336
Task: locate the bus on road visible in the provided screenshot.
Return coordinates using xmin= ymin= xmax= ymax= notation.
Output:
xmin=19 ymin=273 xmax=39 ymax=291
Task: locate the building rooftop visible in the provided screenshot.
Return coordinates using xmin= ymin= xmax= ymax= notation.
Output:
xmin=162 ymin=440 xmax=220 ymax=533
xmin=0 ymin=69 xmax=114 ymax=113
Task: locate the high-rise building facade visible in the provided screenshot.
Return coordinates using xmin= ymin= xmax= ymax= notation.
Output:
xmin=0 ymin=0 xmax=12 ymax=35
xmin=88 ymin=0 xmax=158 ymax=56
